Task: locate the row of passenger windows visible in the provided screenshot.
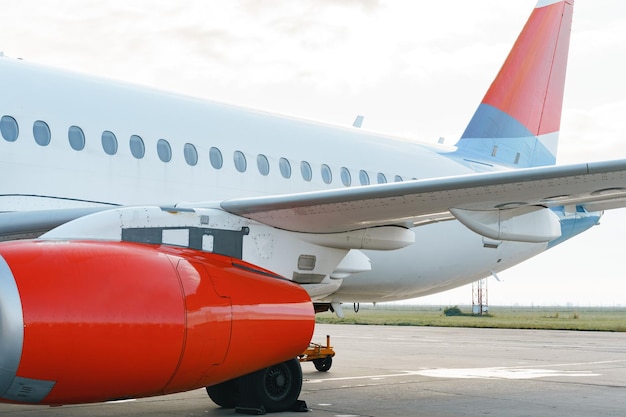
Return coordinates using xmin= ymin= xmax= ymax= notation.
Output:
xmin=0 ymin=115 xmax=409 ymax=186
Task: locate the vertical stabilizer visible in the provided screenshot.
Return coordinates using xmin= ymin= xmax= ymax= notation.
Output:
xmin=456 ymin=0 xmax=574 ymax=168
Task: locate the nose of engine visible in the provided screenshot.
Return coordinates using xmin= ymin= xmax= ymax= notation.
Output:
xmin=0 ymin=256 xmax=24 ymax=402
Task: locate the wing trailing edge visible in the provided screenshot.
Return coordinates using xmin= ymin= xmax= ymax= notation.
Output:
xmin=212 ymin=159 xmax=626 ymax=234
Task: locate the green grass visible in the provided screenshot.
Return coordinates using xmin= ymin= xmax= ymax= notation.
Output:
xmin=315 ymin=305 xmax=626 ymax=332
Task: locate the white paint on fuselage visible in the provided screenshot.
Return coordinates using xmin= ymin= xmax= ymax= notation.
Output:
xmin=0 ymin=57 xmax=550 ymax=303
xmin=0 ymin=58 xmax=472 ymax=209
xmin=331 ymin=221 xmax=546 ymax=303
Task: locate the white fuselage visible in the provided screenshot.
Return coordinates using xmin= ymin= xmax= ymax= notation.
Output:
xmin=0 ymin=57 xmax=559 ymax=303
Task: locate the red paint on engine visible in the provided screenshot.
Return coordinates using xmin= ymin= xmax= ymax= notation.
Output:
xmin=0 ymin=240 xmax=314 ymax=405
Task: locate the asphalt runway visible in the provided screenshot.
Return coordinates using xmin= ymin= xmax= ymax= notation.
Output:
xmin=2 ymin=324 xmax=626 ymax=417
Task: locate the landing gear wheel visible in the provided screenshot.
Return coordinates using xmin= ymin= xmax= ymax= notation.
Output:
xmin=206 ymin=378 xmax=239 ymax=408
xmin=313 ymin=356 xmax=332 ymax=372
xmin=238 ymin=358 xmax=303 ymax=413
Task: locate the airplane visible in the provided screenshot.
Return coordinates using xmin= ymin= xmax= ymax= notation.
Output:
xmin=1 ymin=0 xmax=625 ymax=413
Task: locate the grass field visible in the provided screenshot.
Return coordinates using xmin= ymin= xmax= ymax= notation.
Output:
xmin=315 ymin=305 xmax=626 ymax=332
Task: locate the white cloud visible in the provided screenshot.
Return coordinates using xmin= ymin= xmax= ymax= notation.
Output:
xmin=560 ymin=100 xmax=626 ymax=163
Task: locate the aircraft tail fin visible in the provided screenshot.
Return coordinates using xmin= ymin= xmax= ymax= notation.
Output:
xmin=456 ymin=0 xmax=574 ymax=168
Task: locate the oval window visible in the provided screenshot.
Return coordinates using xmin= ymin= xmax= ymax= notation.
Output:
xmin=394 ymin=175 xmax=403 ymax=182
xmin=340 ymin=167 xmax=351 ymax=186
xmin=279 ymin=158 xmax=291 ymax=178
xmin=234 ymin=150 xmax=247 ymax=172
xmin=257 ymin=154 xmax=270 ymax=176
xmin=68 ymin=126 xmax=85 ymax=151
xmin=101 ymin=130 xmax=118 ymax=155
xmin=321 ymin=164 xmax=332 ymax=184
xmin=130 ymin=135 xmax=145 ymax=159
xmin=184 ymin=143 xmax=198 ymax=166
xmin=0 ymin=115 xmax=19 ymax=142
xmin=377 ymin=172 xmax=387 ymax=184
xmin=300 ymin=161 xmax=312 ymax=182
xmin=33 ymin=120 xmax=51 ymax=146
xmin=209 ymin=147 xmax=223 ymax=169
xmin=359 ymin=170 xmax=370 ymax=186
xmin=157 ymin=139 xmax=172 ymax=162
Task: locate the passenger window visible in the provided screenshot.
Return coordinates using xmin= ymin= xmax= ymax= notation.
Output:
xmin=209 ymin=147 xmax=223 ymax=169
xmin=359 ymin=170 xmax=370 ymax=186
xmin=340 ymin=167 xmax=351 ymax=186
xmin=321 ymin=164 xmax=332 ymax=184
xmin=130 ymin=135 xmax=145 ymax=159
xmin=394 ymin=175 xmax=403 ymax=182
xmin=279 ymin=157 xmax=291 ymax=178
xmin=68 ymin=126 xmax=85 ymax=151
xmin=234 ymin=150 xmax=247 ymax=172
xmin=0 ymin=115 xmax=19 ymax=142
xmin=377 ymin=173 xmax=387 ymax=184
xmin=257 ymin=154 xmax=270 ymax=176
xmin=33 ymin=120 xmax=51 ymax=146
xmin=101 ymin=131 xmax=118 ymax=155
xmin=184 ymin=143 xmax=198 ymax=166
xmin=157 ymin=139 xmax=172 ymax=162
xmin=300 ymin=161 xmax=312 ymax=182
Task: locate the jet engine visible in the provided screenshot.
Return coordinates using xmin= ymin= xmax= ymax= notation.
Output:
xmin=0 ymin=240 xmax=314 ymax=405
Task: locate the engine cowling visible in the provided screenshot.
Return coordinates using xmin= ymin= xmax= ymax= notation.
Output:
xmin=0 ymin=240 xmax=314 ymax=405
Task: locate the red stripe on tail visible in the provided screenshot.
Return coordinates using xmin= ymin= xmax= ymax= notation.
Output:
xmin=482 ymin=1 xmax=573 ymax=136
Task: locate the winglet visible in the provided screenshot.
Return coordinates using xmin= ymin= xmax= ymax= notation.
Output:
xmin=456 ymin=0 xmax=574 ymax=168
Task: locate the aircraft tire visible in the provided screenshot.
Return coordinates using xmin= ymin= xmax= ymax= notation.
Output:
xmin=238 ymin=358 xmax=303 ymax=413
xmin=206 ymin=379 xmax=239 ymax=408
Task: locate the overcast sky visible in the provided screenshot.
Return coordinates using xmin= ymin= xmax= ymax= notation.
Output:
xmin=3 ymin=1 xmax=626 ymax=305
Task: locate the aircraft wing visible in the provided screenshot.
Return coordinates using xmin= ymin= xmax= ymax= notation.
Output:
xmin=4 ymin=160 xmax=626 ymax=242
xmin=218 ymin=159 xmax=626 ymax=234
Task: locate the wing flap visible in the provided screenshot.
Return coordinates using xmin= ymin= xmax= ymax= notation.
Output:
xmin=450 ymin=206 xmax=561 ymax=243
xmin=216 ymin=159 xmax=626 ymax=233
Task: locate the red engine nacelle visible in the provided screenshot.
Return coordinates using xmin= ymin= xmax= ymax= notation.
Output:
xmin=0 ymin=240 xmax=314 ymax=405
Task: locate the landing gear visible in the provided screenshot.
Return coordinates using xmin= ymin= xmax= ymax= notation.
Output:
xmin=206 ymin=358 xmax=306 ymax=414
xmin=206 ymin=378 xmax=239 ymax=408
xmin=238 ymin=358 xmax=303 ymax=413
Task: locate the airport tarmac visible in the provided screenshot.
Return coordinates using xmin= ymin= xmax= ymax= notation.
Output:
xmin=2 ymin=323 xmax=626 ymax=417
